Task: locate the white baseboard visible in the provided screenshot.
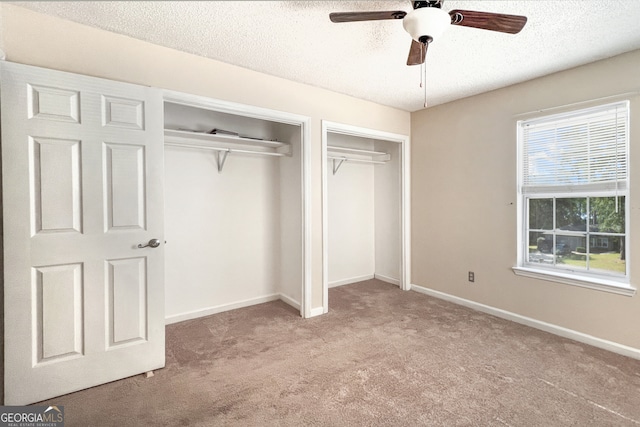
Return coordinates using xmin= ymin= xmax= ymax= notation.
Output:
xmin=374 ymin=273 xmax=400 ymax=286
xmin=410 ymin=283 xmax=640 ymax=361
xmin=329 ymin=274 xmax=374 ymax=288
xmin=165 ymin=293 xmax=281 ymax=325
xmin=279 ymin=293 xmax=301 ymax=311
xmin=308 ymin=306 xmax=326 ymax=318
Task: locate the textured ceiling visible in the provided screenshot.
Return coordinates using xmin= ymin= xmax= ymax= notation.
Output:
xmin=11 ymin=1 xmax=640 ymax=112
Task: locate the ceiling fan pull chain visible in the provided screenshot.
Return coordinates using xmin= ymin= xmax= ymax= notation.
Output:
xmin=423 ymin=50 xmax=428 ymax=108
xmin=419 ymin=60 xmax=423 ymax=89
xmin=423 ymin=77 xmax=428 ymax=108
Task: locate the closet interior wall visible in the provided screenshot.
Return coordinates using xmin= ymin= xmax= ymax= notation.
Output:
xmin=163 ymin=102 xmax=302 ymax=323
xmin=327 ymin=133 xmax=401 ymax=287
xmin=373 ymin=139 xmax=401 ymax=284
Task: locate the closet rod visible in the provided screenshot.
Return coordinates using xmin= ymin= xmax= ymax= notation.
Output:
xmin=328 ymin=155 xmax=388 ymax=175
xmin=165 ymin=141 xmax=286 ymax=172
xmin=327 ymin=146 xmax=389 ymax=156
xmin=164 ymin=142 xmax=287 ymax=157
xmin=327 ymin=156 xmax=388 ymax=165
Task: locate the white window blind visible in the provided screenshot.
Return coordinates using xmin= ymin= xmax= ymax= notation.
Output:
xmin=520 ymin=101 xmax=629 ymax=194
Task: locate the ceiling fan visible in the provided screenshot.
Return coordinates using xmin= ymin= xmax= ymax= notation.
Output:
xmin=329 ymin=0 xmax=527 ymax=66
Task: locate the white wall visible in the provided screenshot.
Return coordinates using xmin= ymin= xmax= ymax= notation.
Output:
xmin=274 ymin=123 xmax=303 ymax=307
xmin=374 ymin=140 xmax=401 ymax=284
xmin=164 ymin=146 xmax=280 ymax=320
xmin=163 ymin=103 xmax=302 ymax=322
xmin=327 ymin=134 xmax=375 ymax=286
xmin=0 ymin=7 xmax=4 ymax=59
xmin=326 ymin=134 xmax=402 ymax=287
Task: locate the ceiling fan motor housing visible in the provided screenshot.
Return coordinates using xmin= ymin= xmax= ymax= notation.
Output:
xmin=403 ymin=7 xmax=451 ymax=43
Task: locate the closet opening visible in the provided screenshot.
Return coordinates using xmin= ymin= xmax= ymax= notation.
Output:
xmin=322 ymin=121 xmax=411 ymax=313
xmin=163 ymin=91 xmax=311 ymax=322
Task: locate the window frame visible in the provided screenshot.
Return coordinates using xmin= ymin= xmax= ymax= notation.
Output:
xmin=514 ymin=101 xmax=634 ymax=296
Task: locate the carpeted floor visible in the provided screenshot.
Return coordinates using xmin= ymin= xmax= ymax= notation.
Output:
xmin=40 ymin=279 xmax=640 ymax=426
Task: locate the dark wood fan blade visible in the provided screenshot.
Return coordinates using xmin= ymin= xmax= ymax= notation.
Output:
xmin=330 ymin=11 xmax=407 ymax=23
xmin=407 ymin=39 xmax=428 ymax=66
xmin=449 ymin=9 xmax=527 ymax=34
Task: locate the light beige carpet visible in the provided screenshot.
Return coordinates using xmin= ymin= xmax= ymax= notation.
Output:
xmin=40 ymin=279 xmax=640 ymax=426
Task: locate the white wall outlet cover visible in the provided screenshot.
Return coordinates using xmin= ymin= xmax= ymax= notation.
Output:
xmin=0 ymin=49 xmax=6 ymax=60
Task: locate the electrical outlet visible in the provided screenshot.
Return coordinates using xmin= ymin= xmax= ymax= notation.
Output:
xmin=468 ymin=271 xmax=475 ymax=282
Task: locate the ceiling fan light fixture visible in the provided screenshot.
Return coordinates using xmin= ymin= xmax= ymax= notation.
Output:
xmin=402 ymin=7 xmax=451 ymax=43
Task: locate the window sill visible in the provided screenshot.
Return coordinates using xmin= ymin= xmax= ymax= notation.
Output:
xmin=512 ymin=266 xmax=636 ymax=296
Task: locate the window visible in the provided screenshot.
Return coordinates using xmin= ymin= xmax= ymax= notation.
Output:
xmin=516 ymin=101 xmax=631 ymax=293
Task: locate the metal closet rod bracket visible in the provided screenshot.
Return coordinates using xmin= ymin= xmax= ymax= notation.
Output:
xmin=333 ymin=157 xmax=347 ymax=175
xmin=217 ymin=149 xmax=230 ymax=173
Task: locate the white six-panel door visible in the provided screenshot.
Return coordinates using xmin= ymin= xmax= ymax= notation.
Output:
xmin=1 ymin=62 xmax=165 ymax=405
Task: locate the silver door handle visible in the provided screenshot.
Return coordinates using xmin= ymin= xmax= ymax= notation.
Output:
xmin=138 ymin=238 xmax=161 ymax=249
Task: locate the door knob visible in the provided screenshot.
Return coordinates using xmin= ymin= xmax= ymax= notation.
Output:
xmin=138 ymin=238 xmax=161 ymax=249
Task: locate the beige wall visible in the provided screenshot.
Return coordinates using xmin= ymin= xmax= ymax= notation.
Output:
xmin=411 ymin=49 xmax=640 ymax=349
xmin=0 ymin=5 xmax=410 ymax=312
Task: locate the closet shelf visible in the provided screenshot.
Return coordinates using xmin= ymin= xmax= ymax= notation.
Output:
xmin=164 ymin=128 xmax=291 ymax=173
xmin=164 ymin=128 xmax=290 ymax=151
xmin=327 ymin=145 xmax=389 ymax=157
xmin=326 ymin=145 xmax=391 ymax=175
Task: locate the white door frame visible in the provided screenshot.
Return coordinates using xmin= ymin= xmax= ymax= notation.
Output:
xmin=162 ymin=90 xmax=312 ymax=318
xmin=321 ymin=120 xmax=411 ymax=313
